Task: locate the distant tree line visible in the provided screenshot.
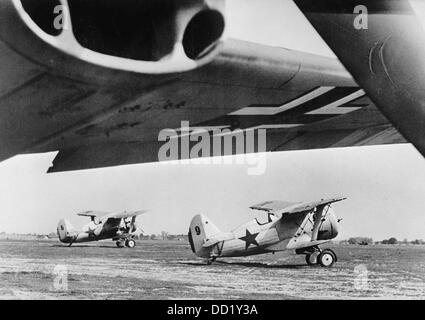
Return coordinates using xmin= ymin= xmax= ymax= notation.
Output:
xmin=405 ymin=239 xmax=424 ymax=245
xmin=381 ymin=237 xmax=398 ymax=245
xmin=347 ymin=237 xmax=373 ymax=245
xmin=341 ymin=237 xmax=425 ymax=245
xmin=379 ymin=238 xmax=424 ymax=245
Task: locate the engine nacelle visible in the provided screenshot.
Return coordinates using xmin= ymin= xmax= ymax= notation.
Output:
xmin=14 ymin=0 xmax=226 ymax=74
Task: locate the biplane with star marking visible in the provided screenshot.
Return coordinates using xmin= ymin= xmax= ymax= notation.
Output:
xmin=57 ymin=210 xmax=147 ymax=248
xmin=188 ymin=197 xmax=346 ymax=267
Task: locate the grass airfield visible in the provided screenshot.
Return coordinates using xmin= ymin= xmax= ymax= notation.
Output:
xmin=0 ymin=240 xmax=424 ymax=300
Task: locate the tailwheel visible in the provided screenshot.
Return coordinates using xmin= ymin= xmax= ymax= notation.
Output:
xmin=305 ymin=252 xmax=319 ymax=266
xmin=318 ymin=249 xmax=337 ymax=267
xmin=125 ymin=239 xmax=136 ymax=248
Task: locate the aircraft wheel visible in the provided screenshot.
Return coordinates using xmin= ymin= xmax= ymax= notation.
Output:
xmin=324 ymin=249 xmax=337 ymax=262
xmin=318 ymin=249 xmax=336 ymax=267
xmin=116 ymin=241 xmax=125 ymax=248
xmin=305 ymin=252 xmax=319 ymax=265
xmin=125 ymin=239 xmax=136 ymax=248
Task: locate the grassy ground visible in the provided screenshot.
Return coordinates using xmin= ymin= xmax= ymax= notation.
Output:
xmin=0 ymin=240 xmax=424 ymax=299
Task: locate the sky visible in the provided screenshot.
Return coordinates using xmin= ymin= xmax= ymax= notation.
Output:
xmin=0 ymin=0 xmax=424 ymax=241
xmin=226 ymin=0 xmax=335 ymax=57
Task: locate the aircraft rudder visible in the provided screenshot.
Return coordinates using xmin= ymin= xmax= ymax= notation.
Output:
xmin=188 ymin=214 xmax=221 ymax=258
xmin=57 ymin=219 xmax=76 ymax=243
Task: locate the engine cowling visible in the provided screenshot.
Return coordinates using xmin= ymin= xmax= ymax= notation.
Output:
xmin=14 ymin=0 xmax=226 ymax=74
xmin=317 ymin=207 xmax=340 ymax=241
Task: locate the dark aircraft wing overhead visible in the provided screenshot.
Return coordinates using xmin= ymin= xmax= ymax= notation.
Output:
xmin=0 ymin=1 xmax=407 ymax=173
xmin=294 ymin=0 xmax=425 ymax=156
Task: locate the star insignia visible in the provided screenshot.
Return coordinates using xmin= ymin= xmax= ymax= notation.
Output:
xmin=86 ymin=228 xmax=96 ymax=238
xmin=239 ymin=229 xmax=260 ymax=250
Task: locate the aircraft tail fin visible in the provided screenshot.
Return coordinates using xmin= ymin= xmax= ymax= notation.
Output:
xmin=57 ymin=219 xmax=77 ymax=243
xmin=188 ymin=214 xmax=221 ymax=258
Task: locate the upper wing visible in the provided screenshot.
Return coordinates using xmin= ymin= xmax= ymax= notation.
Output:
xmin=77 ymin=210 xmax=109 ymax=218
xmin=0 ymin=1 xmax=407 ymax=173
xmin=250 ymin=197 xmax=346 ymax=217
xmin=78 ymin=210 xmax=146 ymax=221
xmin=101 ymin=210 xmax=147 ymax=229
xmin=279 ymin=197 xmax=346 ymax=216
xmin=250 ymin=200 xmax=298 ymax=213
xmin=108 ymin=210 xmax=148 ymax=219
xmin=294 ymin=0 xmax=425 ymax=156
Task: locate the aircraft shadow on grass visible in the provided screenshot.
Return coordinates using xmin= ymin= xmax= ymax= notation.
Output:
xmin=180 ymin=261 xmax=308 ymax=270
xmin=51 ymin=244 xmax=117 ymax=249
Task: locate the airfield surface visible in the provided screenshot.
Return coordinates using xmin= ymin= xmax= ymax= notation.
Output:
xmin=0 ymin=240 xmax=424 ymax=300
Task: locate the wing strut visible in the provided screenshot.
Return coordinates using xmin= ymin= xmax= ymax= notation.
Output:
xmin=311 ymin=205 xmax=330 ymax=241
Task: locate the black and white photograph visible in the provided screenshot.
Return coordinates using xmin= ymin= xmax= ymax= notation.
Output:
xmin=0 ymin=0 xmax=424 ymax=306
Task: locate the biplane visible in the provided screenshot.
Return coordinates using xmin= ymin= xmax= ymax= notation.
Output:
xmin=189 ymin=197 xmax=345 ymax=267
xmin=57 ymin=210 xmax=147 ymax=247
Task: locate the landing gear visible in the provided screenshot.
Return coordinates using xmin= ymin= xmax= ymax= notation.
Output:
xmin=305 ymin=251 xmax=319 ymax=265
xmin=125 ymin=239 xmax=136 ymax=248
xmin=317 ymin=249 xmax=337 ymax=267
xmin=115 ymin=238 xmax=136 ymax=248
xmin=207 ymin=257 xmax=217 ymax=265
xmin=297 ymin=247 xmax=337 ymax=268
